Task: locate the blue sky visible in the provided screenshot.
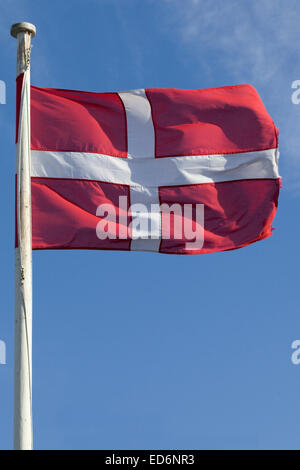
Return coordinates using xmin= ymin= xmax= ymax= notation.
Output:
xmin=1 ymin=0 xmax=300 ymax=450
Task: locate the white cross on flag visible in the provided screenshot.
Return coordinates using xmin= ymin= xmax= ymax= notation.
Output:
xmin=16 ymin=76 xmax=280 ymax=254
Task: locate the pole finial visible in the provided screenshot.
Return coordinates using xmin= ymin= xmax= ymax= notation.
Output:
xmin=10 ymin=22 xmax=36 ymax=39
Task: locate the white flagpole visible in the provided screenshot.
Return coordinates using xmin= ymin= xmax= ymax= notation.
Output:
xmin=10 ymin=22 xmax=36 ymax=451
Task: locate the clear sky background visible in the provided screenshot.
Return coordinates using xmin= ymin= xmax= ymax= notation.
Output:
xmin=0 ymin=0 xmax=300 ymax=450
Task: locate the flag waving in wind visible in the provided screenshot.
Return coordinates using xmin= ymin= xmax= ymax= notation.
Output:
xmin=16 ymin=77 xmax=280 ymax=254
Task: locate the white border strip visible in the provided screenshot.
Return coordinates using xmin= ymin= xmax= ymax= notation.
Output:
xmin=118 ymin=90 xmax=155 ymax=159
xmin=31 ymin=148 xmax=280 ymax=187
xmin=118 ymin=90 xmax=160 ymax=251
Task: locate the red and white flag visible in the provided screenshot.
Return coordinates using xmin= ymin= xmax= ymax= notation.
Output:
xmin=16 ymin=76 xmax=280 ymax=254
